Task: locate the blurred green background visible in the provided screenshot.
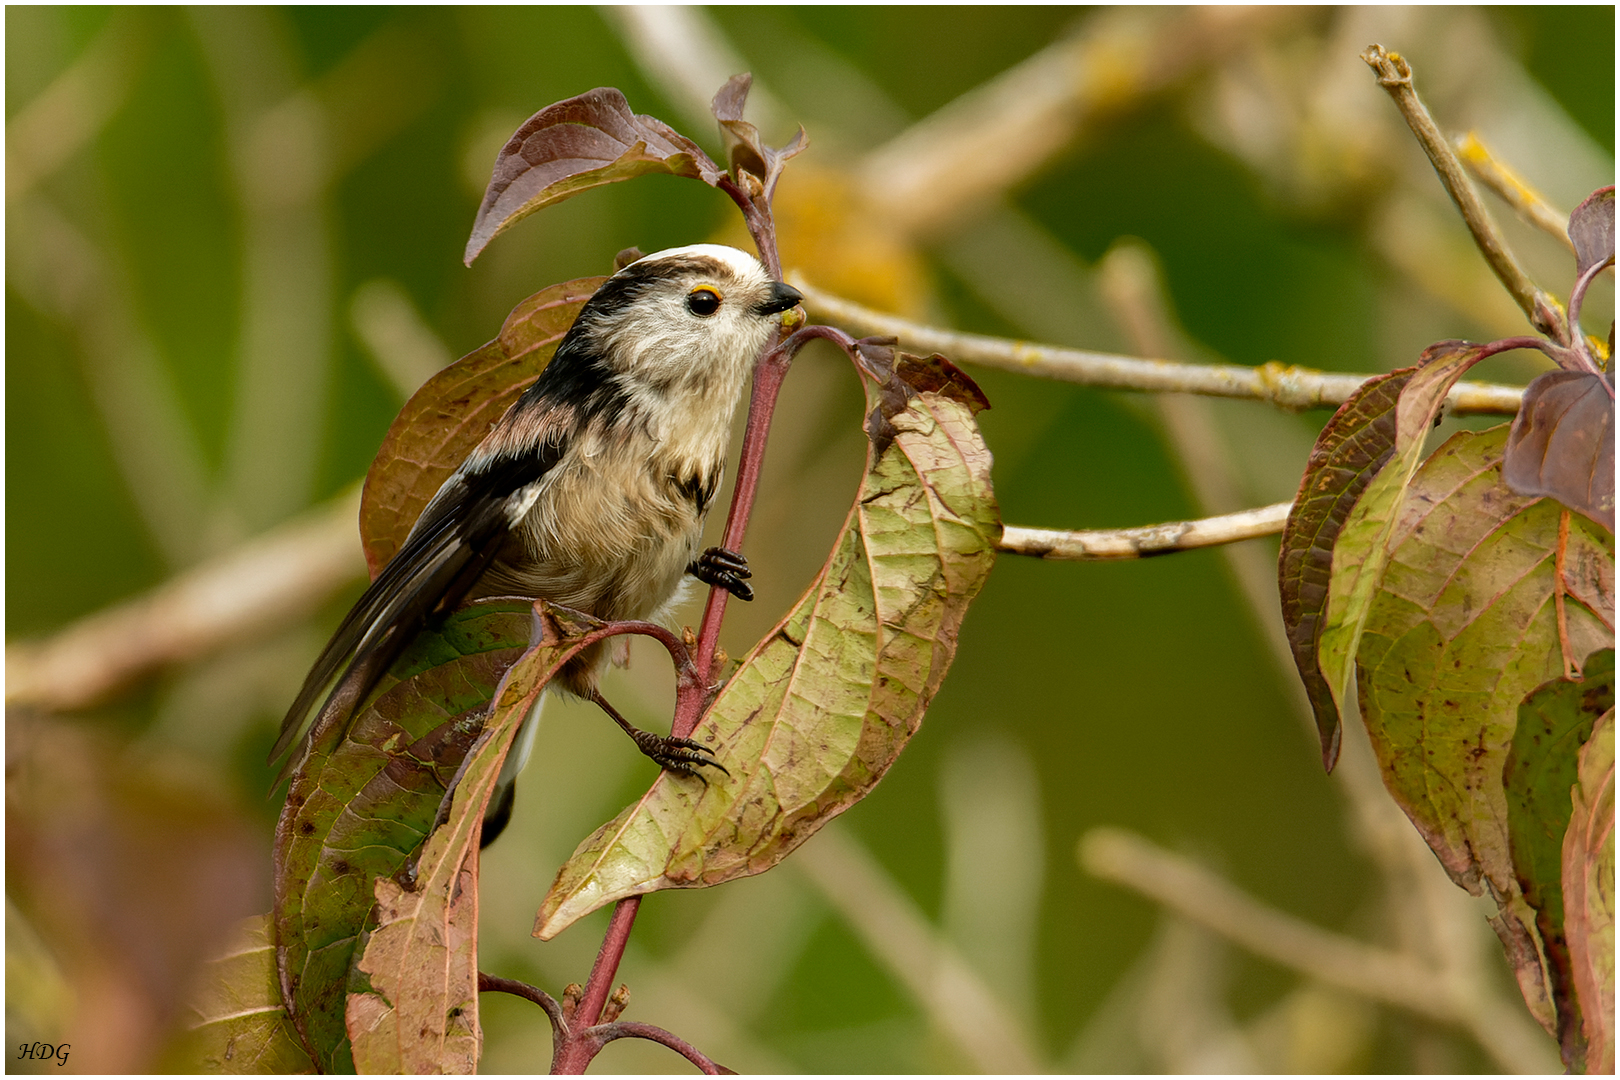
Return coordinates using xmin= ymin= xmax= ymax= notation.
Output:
xmin=6 ymin=6 xmax=1612 ymax=1073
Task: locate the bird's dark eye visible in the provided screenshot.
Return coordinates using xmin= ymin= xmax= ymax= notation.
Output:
xmin=686 ymin=288 xmax=722 ymax=317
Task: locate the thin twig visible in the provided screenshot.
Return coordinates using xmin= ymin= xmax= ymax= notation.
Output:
xmin=999 ymin=503 xmax=1291 ymax=561
xmin=1360 ymin=45 xmax=1565 ymax=343
xmin=795 ymin=279 xmax=1525 ymax=415
xmin=1455 ymin=133 xmax=1575 ymax=254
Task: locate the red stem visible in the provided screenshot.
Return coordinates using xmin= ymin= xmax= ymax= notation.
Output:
xmin=551 ymin=897 xmax=643 ymax=1074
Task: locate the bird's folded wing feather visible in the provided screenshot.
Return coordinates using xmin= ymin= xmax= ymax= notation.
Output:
xmin=269 ymin=441 xmax=562 ymax=778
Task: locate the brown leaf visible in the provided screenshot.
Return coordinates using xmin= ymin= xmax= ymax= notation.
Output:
xmin=1569 ymin=186 xmax=1616 ymax=279
xmin=1503 ymin=369 xmax=1615 ymax=533
xmin=359 ymin=277 xmax=604 ymax=575
xmin=710 ymin=72 xmax=806 ymax=188
xmin=463 ymin=88 xmax=722 ymax=265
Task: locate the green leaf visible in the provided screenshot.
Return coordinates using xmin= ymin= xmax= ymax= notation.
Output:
xmin=1562 ymin=709 xmax=1615 ymax=1074
xmin=359 ymin=277 xmax=604 ymax=575
xmin=347 ymin=605 xmax=603 ymax=1075
xmin=273 ymin=600 xmax=534 ymax=1073
xmin=533 ymin=352 xmax=999 ymax=939
xmin=1280 ymin=340 xmax=1492 ymax=768
xmin=174 ymin=914 xmax=314 ymax=1074
xmin=1355 ymin=425 xmax=1615 ymax=1030
xmin=463 ymin=88 xmax=722 ymax=265
xmin=1506 ymin=649 xmax=1614 ymax=1067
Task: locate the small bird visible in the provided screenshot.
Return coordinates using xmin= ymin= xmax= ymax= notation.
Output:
xmin=271 ymin=244 xmax=803 ymax=844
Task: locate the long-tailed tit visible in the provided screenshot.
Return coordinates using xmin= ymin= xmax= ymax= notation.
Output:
xmin=271 ymin=244 xmax=802 ymax=844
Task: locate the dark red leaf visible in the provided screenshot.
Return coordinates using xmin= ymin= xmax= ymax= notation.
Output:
xmin=1278 ymin=372 xmax=1405 ymax=769
xmin=464 ymin=88 xmax=722 ymax=264
xmin=1569 ymin=186 xmax=1616 ymax=278
xmin=1504 ymin=369 xmax=1616 ymax=532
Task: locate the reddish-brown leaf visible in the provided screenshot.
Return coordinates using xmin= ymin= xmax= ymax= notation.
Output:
xmin=1569 ymin=186 xmax=1616 ymax=279
xmin=464 ymin=89 xmax=722 ymax=264
xmin=359 ymin=277 xmax=604 ymax=575
xmin=1503 ymin=369 xmax=1615 ymax=533
xmin=1278 ymin=372 xmax=1404 ymax=768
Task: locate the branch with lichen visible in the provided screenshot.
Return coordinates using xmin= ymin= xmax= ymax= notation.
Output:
xmin=1455 ymin=132 xmax=1576 ymax=254
xmin=795 ymin=279 xmax=1527 ymax=415
xmin=1361 ymin=45 xmax=1568 ymax=344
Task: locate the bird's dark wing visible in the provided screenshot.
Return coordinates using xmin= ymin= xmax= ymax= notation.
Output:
xmin=269 ymin=444 xmax=562 ymax=778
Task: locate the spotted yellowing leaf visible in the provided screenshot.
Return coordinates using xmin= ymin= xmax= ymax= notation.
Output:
xmin=1356 ymin=425 xmax=1614 ymax=1033
xmin=464 ymin=88 xmax=723 ymax=265
xmin=534 ymin=351 xmax=999 ymax=938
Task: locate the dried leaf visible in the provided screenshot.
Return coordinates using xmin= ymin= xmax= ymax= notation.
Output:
xmin=273 ymin=601 xmax=533 ymax=1072
xmin=1356 ymin=425 xmax=1614 ymax=1028
xmin=1569 ymin=186 xmax=1616 ymax=279
xmin=347 ymin=605 xmax=602 ymax=1075
xmin=360 ymin=277 xmax=604 ymax=574
xmin=1503 ymin=369 xmax=1615 ymax=533
xmin=1279 ymin=341 xmax=1490 ymax=769
xmin=1563 ymin=708 xmax=1615 ymax=1074
xmin=710 ymin=72 xmax=806 ymax=187
xmin=176 ymin=915 xmax=313 ymax=1074
xmin=1505 ymin=649 xmax=1615 ymax=1066
xmin=464 ymin=89 xmax=721 ymax=264
xmin=534 ymin=354 xmax=999 ymax=939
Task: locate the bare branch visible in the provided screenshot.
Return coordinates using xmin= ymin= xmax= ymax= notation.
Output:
xmin=1079 ymin=828 xmax=1557 ymax=1073
xmin=795 ymin=279 xmax=1525 ymax=415
xmin=793 ymin=826 xmax=1045 ymax=1073
xmin=1361 ymin=45 xmax=1565 ymax=343
xmin=1000 ymin=503 xmax=1290 ymax=561
xmin=1455 ymin=133 xmax=1575 ymax=255
xmin=857 ymin=8 xmax=1295 ymax=237
xmin=6 ymin=489 xmax=364 ymax=711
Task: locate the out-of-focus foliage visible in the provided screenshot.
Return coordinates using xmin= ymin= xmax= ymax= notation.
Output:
xmin=6 ymin=6 xmax=1611 ymax=1072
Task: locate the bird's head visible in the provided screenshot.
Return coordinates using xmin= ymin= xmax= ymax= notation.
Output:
xmin=578 ymin=244 xmax=802 ymax=393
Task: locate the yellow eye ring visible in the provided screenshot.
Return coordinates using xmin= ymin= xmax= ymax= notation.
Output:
xmin=686 ymin=287 xmax=722 ymax=317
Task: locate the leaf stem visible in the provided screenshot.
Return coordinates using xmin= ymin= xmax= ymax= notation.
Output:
xmin=1360 ymin=45 xmax=1566 ymax=343
xmin=794 ymin=279 xmax=1527 ymax=415
xmin=478 ymin=972 xmax=567 ymax=1037
xmin=583 ymin=1021 xmax=733 ymax=1074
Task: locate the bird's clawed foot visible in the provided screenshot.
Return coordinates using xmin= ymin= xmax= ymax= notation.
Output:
xmin=689 ymin=546 xmax=753 ymax=601
xmin=590 ymin=690 xmax=730 ymax=780
xmin=627 ymin=728 xmax=731 ymax=779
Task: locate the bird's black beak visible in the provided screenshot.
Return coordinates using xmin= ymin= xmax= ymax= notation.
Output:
xmin=755 ymin=281 xmax=803 ymax=316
